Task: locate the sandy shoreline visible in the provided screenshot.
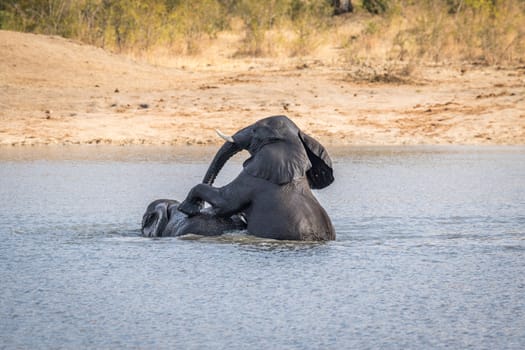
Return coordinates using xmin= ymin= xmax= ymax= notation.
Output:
xmin=1 ymin=30 xmax=524 ymax=147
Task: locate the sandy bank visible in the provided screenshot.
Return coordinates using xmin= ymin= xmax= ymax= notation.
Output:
xmin=1 ymin=30 xmax=524 ymax=146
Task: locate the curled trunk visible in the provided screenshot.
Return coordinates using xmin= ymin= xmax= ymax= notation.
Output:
xmin=202 ymin=141 xmax=242 ymax=185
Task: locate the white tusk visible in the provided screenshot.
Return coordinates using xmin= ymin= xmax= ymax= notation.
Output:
xmin=215 ymin=129 xmax=234 ymax=143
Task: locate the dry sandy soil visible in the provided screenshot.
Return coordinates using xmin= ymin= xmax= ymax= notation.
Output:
xmin=1 ymin=30 xmax=524 ymax=146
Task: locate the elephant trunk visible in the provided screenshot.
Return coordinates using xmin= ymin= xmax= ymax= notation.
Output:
xmin=202 ymin=141 xmax=242 ymax=185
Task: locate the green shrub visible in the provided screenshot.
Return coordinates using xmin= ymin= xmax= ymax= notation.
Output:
xmin=169 ymin=0 xmax=227 ymax=54
xmin=0 ymin=0 xmax=523 ymax=64
xmin=287 ymin=0 xmax=331 ymax=56
xmin=362 ymin=0 xmax=389 ymax=14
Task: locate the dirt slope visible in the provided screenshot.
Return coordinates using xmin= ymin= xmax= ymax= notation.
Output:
xmin=1 ymin=30 xmax=524 ymax=146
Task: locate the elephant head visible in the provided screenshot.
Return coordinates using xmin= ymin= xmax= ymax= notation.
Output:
xmin=202 ymin=115 xmax=334 ymax=189
xmin=141 ymin=199 xmax=177 ymax=237
xmin=142 ymin=199 xmax=246 ymax=237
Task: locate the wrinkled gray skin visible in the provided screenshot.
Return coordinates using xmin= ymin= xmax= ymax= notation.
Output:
xmin=178 ymin=115 xmax=335 ymax=241
xmin=141 ymin=199 xmax=246 ymax=237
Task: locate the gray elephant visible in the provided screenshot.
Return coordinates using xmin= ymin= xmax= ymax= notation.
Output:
xmin=332 ymin=0 xmax=353 ymax=15
xmin=178 ymin=115 xmax=335 ymax=241
xmin=141 ymin=199 xmax=246 ymax=237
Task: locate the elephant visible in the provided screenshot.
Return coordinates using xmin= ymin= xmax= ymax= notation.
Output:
xmin=332 ymin=0 xmax=353 ymax=15
xmin=178 ymin=115 xmax=335 ymax=241
xmin=141 ymin=199 xmax=246 ymax=237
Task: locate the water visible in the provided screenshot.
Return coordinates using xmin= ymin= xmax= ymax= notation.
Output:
xmin=1 ymin=146 xmax=524 ymax=349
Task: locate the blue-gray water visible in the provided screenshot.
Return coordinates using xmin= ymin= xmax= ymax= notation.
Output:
xmin=1 ymin=146 xmax=524 ymax=349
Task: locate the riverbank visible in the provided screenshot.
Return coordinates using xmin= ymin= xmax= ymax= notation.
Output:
xmin=1 ymin=30 xmax=524 ymax=146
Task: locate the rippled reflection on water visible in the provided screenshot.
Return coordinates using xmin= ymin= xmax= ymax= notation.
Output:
xmin=1 ymin=146 xmax=524 ymax=349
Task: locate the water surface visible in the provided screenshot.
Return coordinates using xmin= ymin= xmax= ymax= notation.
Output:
xmin=1 ymin=146 xmax=524 ymax=349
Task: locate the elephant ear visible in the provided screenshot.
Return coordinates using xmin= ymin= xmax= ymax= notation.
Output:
xmin=243 ymin=142 xmax=311 ymax=185
xmin=299 ymin=132 xmax=334 ymax=189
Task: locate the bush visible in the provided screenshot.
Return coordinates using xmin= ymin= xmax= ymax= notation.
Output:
xmin=169 ymin=0 xmax=227 ymax=54
xmin=363 ymin=0 xmax=389 ymax=14
xmin=0 ymin=0 xmax=523 ymax=64
xmin=287 ymin=0 xmax=332 ymax=56
xmin=0 ymin=0 xmax=76 ymax=35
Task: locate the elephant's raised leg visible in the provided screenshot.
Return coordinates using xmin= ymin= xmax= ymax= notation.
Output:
xmin=141 ymin=199 xmax=246 ymax=237
xmin=178 ymin=174 xmax=253 ymax=218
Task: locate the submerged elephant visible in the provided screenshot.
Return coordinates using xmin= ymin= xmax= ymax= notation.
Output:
xmin=178 ymin=115 xmax=335 ymax=241
xmin=141 ymin=199 xmax=246 ymax=237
